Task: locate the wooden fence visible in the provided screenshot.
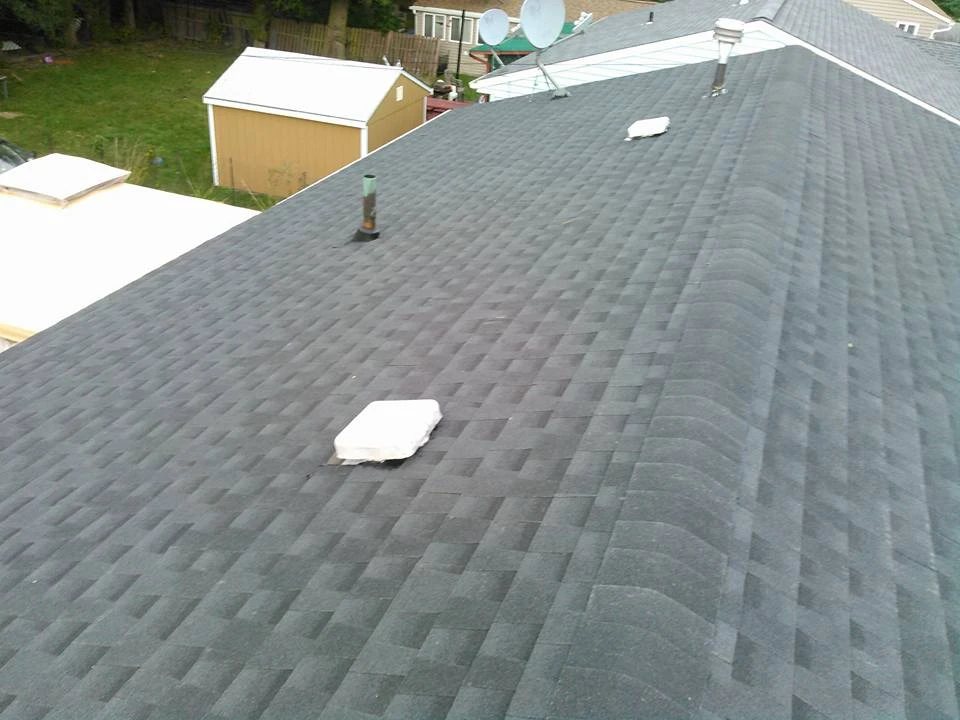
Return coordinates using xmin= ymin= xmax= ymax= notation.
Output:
xmin=163 ymin=4 xmax=440 ymax=81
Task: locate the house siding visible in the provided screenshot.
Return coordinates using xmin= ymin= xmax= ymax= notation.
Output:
xmin=415 ymin=10 xmax=489 ymax=76
xmin=367 ymin=76 xmax=429 ymax=152
xmin=841 ymin=0 xmax=952 ymax=36
xmin=212 ymin=106 xmax=361 ymax=197
xmin=438 ymin=38 xmax=488 ymax=76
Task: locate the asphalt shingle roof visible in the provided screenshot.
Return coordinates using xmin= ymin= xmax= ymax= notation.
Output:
xmin=904 ymin=36 xmax=960 ymax=69
xmin=1 ymin=46 xmax=959 ymax=719
xmin=485 ymin=0 xmax=960 ymax=121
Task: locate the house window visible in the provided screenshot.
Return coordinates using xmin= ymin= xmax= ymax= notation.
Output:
xmin=896 ymin=21 xmax=919 ymax=34
xmin=449 ymin=16 xmax=475 ymax=43
xmin=396 ymin=85 xmax=404 ymax=101
xmin=423 ymin=13 xmax=445 ymax=38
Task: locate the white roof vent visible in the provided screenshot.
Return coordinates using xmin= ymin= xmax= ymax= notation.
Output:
xmin=0 ymin=153 xmax=130 ymax=206
xmin=626 ymin=116 xmax=670 ymax=140
xmin=334 ymin=400 xmax=442 ymax=464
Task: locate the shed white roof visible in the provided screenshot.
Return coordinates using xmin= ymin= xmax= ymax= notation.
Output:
xmin=203 ymin=47 xmax=430 ymax=127
xmin=1 ymin=155 xmax=258 ymax=337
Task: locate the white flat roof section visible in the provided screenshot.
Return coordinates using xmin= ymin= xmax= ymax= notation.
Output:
xmin=203 ymin=47 xmax=431 ymax=126
xmin=1 ymin=157 xmax=258 ymax=338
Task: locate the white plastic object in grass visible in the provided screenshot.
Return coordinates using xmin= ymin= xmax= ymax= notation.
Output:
xmin=625 ymin=116 xmax=670 ymax=141
xmin=335 ymin=400 xmax=442 ymax=464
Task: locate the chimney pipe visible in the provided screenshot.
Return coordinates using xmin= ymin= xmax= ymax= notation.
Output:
xmin=355 ymin=174 xmax=380 ymax=241
xmin=710 ymin=18 xmax=745 ymax=97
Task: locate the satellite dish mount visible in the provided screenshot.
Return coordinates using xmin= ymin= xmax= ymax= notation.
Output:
xmin=520 ymin=0 xmax=569 ymax=98
xmin=534 ymin=50 xmax=568 ymax=98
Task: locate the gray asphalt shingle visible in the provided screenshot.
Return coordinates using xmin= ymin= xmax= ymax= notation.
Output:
xmin=1 ymin=45 xmax=959 ymax=719
xmin=485 ymin=0 xmax=960 ymax=122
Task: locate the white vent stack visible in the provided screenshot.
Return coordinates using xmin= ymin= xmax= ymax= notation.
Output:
xmin=710 ymin=18 xmax=745 ymax=97
xmin=334 ymin=400 xmax=442 ymax=464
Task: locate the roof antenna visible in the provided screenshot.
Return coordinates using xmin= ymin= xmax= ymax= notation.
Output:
xmin=709 ymin=18 xmax=745 ymax=97
xmin=520 ymin=0 xmax=569 ymax=98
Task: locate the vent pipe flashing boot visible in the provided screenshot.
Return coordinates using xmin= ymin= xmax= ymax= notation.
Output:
xmin=710 ymin=19 xmax=745 ymax=97
xmin=354 ymin=173 xmax=380 ymax=241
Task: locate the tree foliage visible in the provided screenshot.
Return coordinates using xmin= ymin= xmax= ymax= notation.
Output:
xmin=2 ymin=0 xmax=406 ymax=48
xmin=934 ymin=0 xmax=959 ymax=19
xmin=0 ymin=0 xmax=73 ymax=40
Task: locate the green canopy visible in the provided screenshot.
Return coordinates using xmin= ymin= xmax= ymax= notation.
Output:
xmin=469 ymin=21 xmax=575 ymax=55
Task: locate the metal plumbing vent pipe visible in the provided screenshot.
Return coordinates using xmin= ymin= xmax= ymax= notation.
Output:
xmin=710 ymin=18 xmax=745 ymax=97
xmin=354 ymin=173 xmax=380 ymax=241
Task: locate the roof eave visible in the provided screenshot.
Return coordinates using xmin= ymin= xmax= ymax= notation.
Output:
xmin=202 ymin=97 xmax=370 ymax=127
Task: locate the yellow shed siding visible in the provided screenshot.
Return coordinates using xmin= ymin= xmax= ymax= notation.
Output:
xmin=367 ymin=77 xmax=429 ymax=153
xmin=842 ymin=0 xmax=952 ymax=36
xmin=212 ymin=106 xmax=361 ymax=197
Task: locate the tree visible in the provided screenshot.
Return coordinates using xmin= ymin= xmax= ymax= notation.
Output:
xmin=0 ymin=0 xmax=74 ymax=42
xmin=934 ymin=0 xmax=960 ymax=18
xmin=325 ymin=0 xmax=348 ymax=57
xmin=124 ymin=0 xmax=136 ymax=30
xmin=326 ymin=0 xmax=404 ymax=57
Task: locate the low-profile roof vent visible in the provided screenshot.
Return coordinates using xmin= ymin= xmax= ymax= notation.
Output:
xmin=0 ymin=154 xmax=130 ymax=206
xmin=626 ymin=116 xmax=670 ymax=140
xmin=334 ymin=400 xmax=442 ymax=464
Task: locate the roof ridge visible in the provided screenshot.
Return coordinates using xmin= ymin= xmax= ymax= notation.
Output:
xmin=751 ymin=0 xmax=789 ymax=21
xmin=539 ymin=48 xmax=820 ymax=716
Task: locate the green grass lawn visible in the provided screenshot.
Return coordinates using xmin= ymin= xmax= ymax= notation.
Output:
xmin=0 ymin=41 xmax=272 ymax=209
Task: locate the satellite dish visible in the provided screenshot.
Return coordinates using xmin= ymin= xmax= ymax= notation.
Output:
xmin=520 ymin=0 xmax=565 ymax=49
xmin=479 ymin=9 xmax=510 ymax=45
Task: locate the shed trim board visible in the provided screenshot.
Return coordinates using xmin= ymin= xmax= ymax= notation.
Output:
xmin=207 ymin=104 xmax=220 ymax=186
xmin=203 ymin=98 xmax=369 ymax=129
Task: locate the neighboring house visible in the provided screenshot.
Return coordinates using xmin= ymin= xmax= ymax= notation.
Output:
xmin=0 ymin=153 xmax=256 ymax=351
xmin=468 ymin=21 xmax=578 ymax=73
xmin=1 ymin=9 xmax=959 ymax=716
xmin=471 ymin=0 xmax=960 ymax=118
xmin=841 ymin=0 xmax=953 ymax=37
xmin=932 ymin=20 xmax=960 ymax=38
xmin=203 ymin=48 xmax=430 ymax=197
xmin=410 ymin=0 xmax=656 ymax=76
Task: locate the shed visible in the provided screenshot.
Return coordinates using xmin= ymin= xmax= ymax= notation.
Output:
xmin=203 ymin=48 xmax=431 ymax=197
